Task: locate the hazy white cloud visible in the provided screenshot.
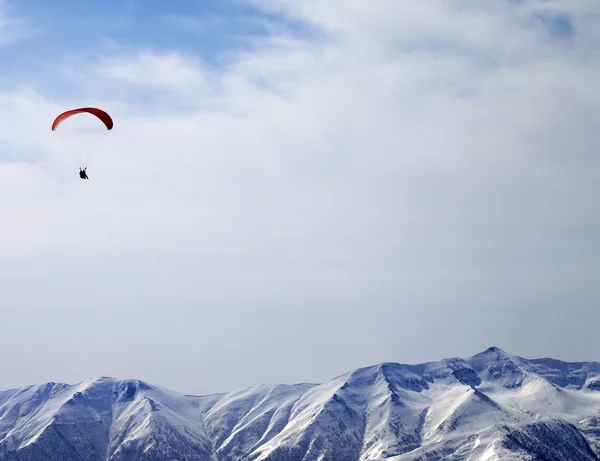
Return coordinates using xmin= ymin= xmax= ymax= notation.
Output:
xmin=1 ymin=0 xmax=598 ymax=292
xmin=0 ymin=0 xmax=598 ymax=392
xmin=0 ymin=0 xmax=40 ymax=44
xmin=98 ymin=52 xmax=206 ymax=89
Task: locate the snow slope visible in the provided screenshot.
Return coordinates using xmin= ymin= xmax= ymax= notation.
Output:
xmin=0 ymin=378 xmax=213 ymax=461
xmin=0 ymin=347 xmax=599 ymax=460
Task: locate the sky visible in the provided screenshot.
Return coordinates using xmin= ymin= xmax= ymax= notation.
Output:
xmin=0 ymin=0 xmax=599 ymax=395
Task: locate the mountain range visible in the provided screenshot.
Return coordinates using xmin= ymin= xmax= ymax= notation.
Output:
xmin=1 ymin=346 xmax=599 ymax=460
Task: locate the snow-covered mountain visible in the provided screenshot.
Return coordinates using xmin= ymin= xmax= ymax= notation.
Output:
xmin=1 ymin=347 xmax=600 ymax=460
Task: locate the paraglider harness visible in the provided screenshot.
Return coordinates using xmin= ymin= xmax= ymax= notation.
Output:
xmin=79 ymin=165 xmax=89 ymax=180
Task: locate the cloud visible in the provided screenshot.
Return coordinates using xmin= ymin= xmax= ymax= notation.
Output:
xmin=0 ymin=0 xmax=599 ymax=390
xmin=0 ymin=0 xmax=37 ymax=45
xmin=98 ymin=52 xmax=206 ymax=89
xmin=2 ymin=1 xmax=600 ymax=272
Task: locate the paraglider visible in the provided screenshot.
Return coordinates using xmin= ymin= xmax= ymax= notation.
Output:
xmin=52 ymin=107 xmax=113 ymax=131
xmin=79 ymin=166 xmax=89 ymax=180
xmin=51 ymin=107 xmax=113 ymax=179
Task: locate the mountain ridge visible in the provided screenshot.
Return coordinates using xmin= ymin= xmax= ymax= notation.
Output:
xmin=1 ymin=347 xmax=599 ymax=460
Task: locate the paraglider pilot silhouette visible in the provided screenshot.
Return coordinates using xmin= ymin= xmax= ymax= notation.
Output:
xmin=51 ymin=107 xmax=114 ymax=181
xmin=79 ymin=166 xmax=89 ymax=180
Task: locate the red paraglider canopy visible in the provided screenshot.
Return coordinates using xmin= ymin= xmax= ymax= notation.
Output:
xmin=52 ymin=107 xmax=113 ymax=131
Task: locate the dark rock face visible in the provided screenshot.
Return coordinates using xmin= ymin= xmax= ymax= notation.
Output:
xmin=502 ymin=421 xmax=600 ymax=461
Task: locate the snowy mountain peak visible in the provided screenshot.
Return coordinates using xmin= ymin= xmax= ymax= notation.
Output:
xmin=1 ymin=348 xmax=600 ymax=460
xmin=469 ymin=346 xmax=515 ymax=363
xmin=483 ymin=346 xmax=506 ymax=354
xmin=465 ymin=347 xmax=529 ymax=389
